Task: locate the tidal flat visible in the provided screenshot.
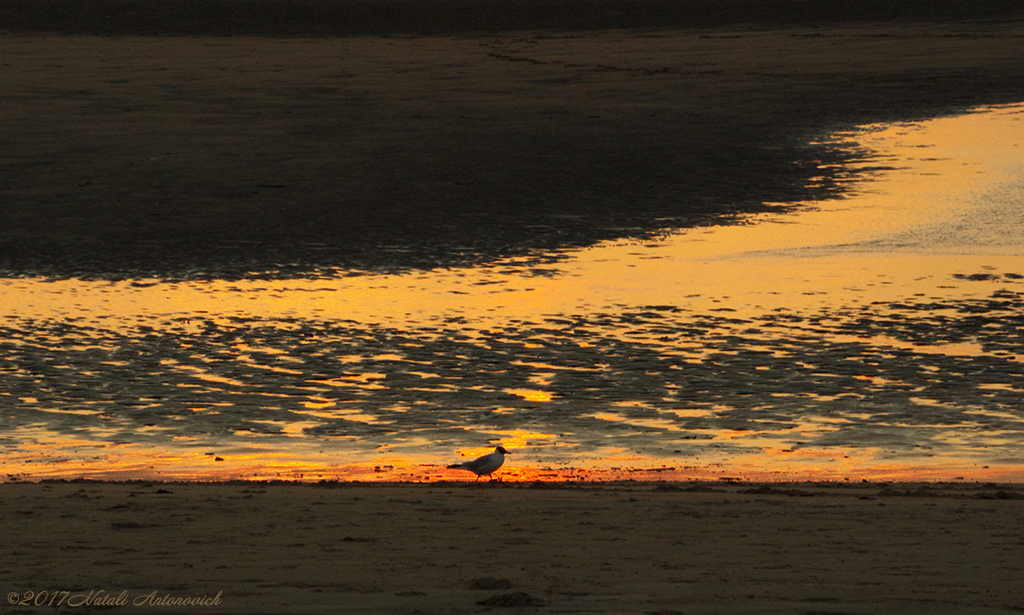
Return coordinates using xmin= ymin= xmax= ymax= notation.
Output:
xmin=3 ymin=2 xmax=1024 ymax=482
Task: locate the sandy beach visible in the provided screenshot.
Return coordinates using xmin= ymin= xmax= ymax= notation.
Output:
xmin=3 ymin=2 xmax=1024 ymax=613
xmin=3 ymin=480 xmax=1024 ymax=614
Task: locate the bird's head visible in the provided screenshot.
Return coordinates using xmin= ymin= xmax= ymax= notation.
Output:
xmin=496 ymin=446 xmax=509 ymax=455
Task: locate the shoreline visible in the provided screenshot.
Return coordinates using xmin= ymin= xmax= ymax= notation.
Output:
xmin=6 ymin=455 xmax=1024 ymax=485
xmin=8 ymin=477 xmax=1024 ymax=489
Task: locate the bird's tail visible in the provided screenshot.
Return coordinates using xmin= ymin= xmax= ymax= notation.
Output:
xmin=447 ymin=463 xmax=465 ymax=469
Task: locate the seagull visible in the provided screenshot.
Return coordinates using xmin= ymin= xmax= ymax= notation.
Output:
xmin=447 ymin=446 xmax=509 ymax=480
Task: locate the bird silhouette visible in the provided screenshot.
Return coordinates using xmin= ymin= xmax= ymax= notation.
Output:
xmin=447 ymin=446 xmax=509 ymax=480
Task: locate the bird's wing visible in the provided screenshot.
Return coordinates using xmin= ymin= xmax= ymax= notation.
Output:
xmin=463 ymin=453 xmax=494 ymax=471
xmin=479 ymin=453 xmax=506 ymax=474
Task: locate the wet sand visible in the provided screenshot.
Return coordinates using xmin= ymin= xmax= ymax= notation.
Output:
xmin=3 ymin=7 xmax=1024 ymax=613
xmin=3 ymin=272 xmax=1023 ymax=483
xmin=7 ymin=102 xmax=1024 ymax=483
xmin=3 ymin=480 xmax=1023 ymax=614
xmin=3 ymin=1 xmax=1024 ymax=277
xmin=3 ymin=1 xmax=1024 ymax=481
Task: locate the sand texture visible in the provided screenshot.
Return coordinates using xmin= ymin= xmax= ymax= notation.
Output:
xmin=3 ymin=481 xmax=1024 ymax=614
xmin=3 ymin=3 xmax=1024 ymax=277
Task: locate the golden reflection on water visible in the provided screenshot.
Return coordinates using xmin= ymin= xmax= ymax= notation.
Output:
xmin=3 ymin=104 xmax=1024 ymax=482
xmin=4 ymin=109 xmax=1022 ymax=325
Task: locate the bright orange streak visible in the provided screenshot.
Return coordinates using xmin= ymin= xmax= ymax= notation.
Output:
xmin=505 ymin=389 xmax=553 ymax=402
xmin=2 ymin=107 xmax=1024 ymax=484
xmin=3 ymin=436 xmax=1022 ymax=484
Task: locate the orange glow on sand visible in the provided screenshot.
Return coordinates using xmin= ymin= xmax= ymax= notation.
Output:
xmin=505 ymin=389 xmax=554 ymax=402
xmin=3 ymin=105 xmax=1024 ymax=484
xmin=4 ymin=107 xmax=1023 ymax=327
xmin=3 ymin=441 xmax=1021 ymax=484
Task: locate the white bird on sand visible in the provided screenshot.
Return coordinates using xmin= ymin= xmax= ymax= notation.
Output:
xmin=447 ymin=446 xmax=509 ymax=480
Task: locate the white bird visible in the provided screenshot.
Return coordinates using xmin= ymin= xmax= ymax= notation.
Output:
xmin=447 ymin=446 xmax=509 ymax=480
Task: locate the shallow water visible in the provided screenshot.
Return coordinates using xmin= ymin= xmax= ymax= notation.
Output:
xmin=3 ymin=104 xmax=1023 ymax=483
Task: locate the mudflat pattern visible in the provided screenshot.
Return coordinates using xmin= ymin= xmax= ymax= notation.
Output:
xmin=4 ymin=275 xmax=1022 ymax=477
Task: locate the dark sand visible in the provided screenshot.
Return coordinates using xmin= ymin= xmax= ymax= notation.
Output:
xmin=3 ymin=480 xmax=1024 ymax=614
xmin=3 ymin=0 xmax=1024 ymax=277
